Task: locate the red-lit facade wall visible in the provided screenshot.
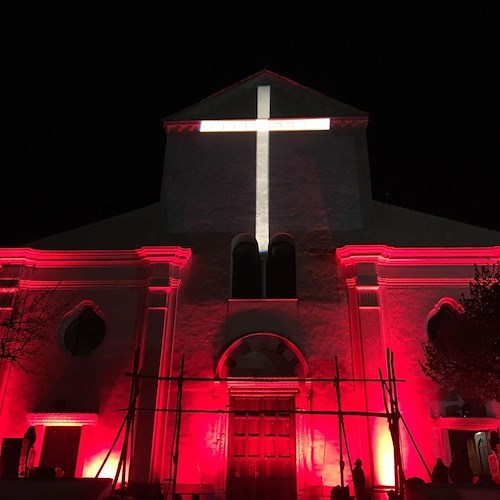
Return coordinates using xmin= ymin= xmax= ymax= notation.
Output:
xmin=1 ymin=244 xmax=499 ymax=497
xmin=336 ymin=245 xmax=500 ymax=487
xmin=0 ymin=247 xmax=191 ymax=482
xmin=157 ymin=244 xmax=500 ymax=498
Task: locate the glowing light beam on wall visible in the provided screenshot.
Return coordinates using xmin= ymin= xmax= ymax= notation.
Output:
xmin=374 ymin=419 xmax=395 ymax=487
xmin=200 ymin=85 xmax=330 ymax=252
xmin=85 ymin=450 xmax=121 ymax=479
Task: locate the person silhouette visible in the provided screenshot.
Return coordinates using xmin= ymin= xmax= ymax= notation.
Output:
xmin=431 ymin=457 xmax=449 ymax=484
xmin=352 ymin=458 xmax=367 ymax=499
xmin=21 ymin=426 xmax=37 ymax=477
xmin=490 ymin=431 xmax=500 ymax=455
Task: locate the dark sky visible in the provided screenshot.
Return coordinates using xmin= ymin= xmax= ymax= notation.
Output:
xmin=2 ymin=2 xmax=500 ymax=246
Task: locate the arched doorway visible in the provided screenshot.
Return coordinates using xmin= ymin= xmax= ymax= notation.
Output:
xmin=216 ymin=333 xmax=308 ymax=500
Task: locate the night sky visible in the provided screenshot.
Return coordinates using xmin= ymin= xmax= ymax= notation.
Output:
xmin=2 ymin=2 xmax=499 ymax=246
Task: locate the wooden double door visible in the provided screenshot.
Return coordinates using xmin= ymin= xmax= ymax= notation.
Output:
xmin=227 ymin=396 xmax=296 ymax=500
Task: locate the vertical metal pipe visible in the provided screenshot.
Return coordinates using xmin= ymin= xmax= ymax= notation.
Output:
xmin=171 ymin=354 xmax=185 ymax=498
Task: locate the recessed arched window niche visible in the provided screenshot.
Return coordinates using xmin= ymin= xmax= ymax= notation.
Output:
xmin=216 ymin=333 xmax=308 ymax=378
xmin=229 ymin=233 xmax=297 ymax=299
xmin=426 ymin=298 xmax=488 ymax=419
xmin=426 ymin=297 xmax=463 ymax=342
xmin=58 ymin=300 xmax=106 ymax=356
xmin=266 ymin=233 xmax=296 ymax=298
xmin=230 ymin=234 xmax=262 ymax=299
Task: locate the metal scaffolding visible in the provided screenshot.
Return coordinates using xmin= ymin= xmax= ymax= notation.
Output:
xmin=100 ymin=348 xmax=429 ymax=499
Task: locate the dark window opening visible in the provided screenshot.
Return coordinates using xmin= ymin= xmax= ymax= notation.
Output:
xmin=231 ymin=240 xmax=261 ymax=298
xmin=427 ymin=303 xmax=459 ymax=342
xmin=64 ymin=307 xmax=105 ymax=356
xmin=230 ymin=234 xmax=297 ymax=299
xmin=266 ymin=239 xmax=296 ymax=298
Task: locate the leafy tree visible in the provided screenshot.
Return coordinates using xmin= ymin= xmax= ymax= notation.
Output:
xmin=420 ymin=262 xmax=500 ymax=403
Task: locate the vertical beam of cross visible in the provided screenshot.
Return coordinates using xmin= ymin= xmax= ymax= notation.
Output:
xmin=200 ymin=85 xmax=330 ymax=252
xmin=255 ymin=86 xmax=270 ymax=253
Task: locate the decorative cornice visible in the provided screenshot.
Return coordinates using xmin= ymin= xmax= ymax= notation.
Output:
xmin=337 ymin=245 xmax=500 ymax=284
xmin=164 ymin=120 xmax=201 ymax=133
xmin=330 ymin=117 xmax=368 ymax=128
xmin=163 ymin=117 xmax=368 ymax=134
xmin=19 ymin=279 xmax=152 ymax=290
xmin=27 ymin=412 xmax=98 ymax=426
xmin=226 ymin=380 xmax=303 ymax=394
xmin=377 ymin=277 xmax=474 ymax=288
xmin=434 ymin=416 xmax=499 ymax=431
xmin=0 ymin=246 xmax=192 ymax=269
xmin=169 ymin=277 xmax=182 ymax=289
xmin=138 ymin=246 xmax=192 ymax=268
xmin=336 ymin=245 xmax=500 ymax=264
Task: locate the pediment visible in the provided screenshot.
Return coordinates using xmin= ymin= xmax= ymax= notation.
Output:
xmin=164 ymin=69 xmax=368 ymax=121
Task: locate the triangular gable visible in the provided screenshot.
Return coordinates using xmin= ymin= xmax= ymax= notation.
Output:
xmin=164 ymin=69 xmax=368 ymax=121
xmin=27 ymin=70 xmax=500 ymax=250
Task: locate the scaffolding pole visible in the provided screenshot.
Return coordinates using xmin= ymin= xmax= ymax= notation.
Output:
xmin=379 ymin=348 xmax=406 ymax=499
xmin=96 ymin=348 xmax=140 ymax=497
xmin=334 ymin=356 xmax=352 ymax=490
xmin=171 ymin=354 xmax=185 ymax=499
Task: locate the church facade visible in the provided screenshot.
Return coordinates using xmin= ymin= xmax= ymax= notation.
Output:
xmin=0 ymin=70 xmax=499 ymax=499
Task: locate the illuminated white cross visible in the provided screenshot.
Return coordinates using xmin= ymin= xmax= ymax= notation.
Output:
xmin=200 ymin=85 xmax=330 ymax=252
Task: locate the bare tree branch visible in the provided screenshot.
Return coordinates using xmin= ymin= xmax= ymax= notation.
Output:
xmin=0 ymin=282 xmax=68 ymax=372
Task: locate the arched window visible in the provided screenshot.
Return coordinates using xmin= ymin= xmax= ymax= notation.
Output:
xmin=59 ymin=301 xmax=105 ymax=356
xmin=266 ymin=234 xmax=296 ymax=298
xmin=426 ymin=298 xmax=462 ymax=342
xmin=230 ymin=234 xmax=261 ymax=298
xmin=216 ymin=333 xmax=309 ymax=378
